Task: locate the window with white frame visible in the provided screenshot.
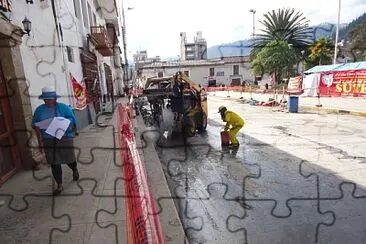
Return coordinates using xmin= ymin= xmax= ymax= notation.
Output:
xmin=88 ymin=3 xmax=93 ymax=27
xmin=73 ymin=0 xmax=83 ymax=19
xmin=233 ymin=65 xmax=239 ymax=75
xmin=216 ymin=71 xmax=224 ymax=76
xmin=67 ymin=47 xmax=75 ymax=63
xmin=81 ymin=0 xmax=89 ymax=28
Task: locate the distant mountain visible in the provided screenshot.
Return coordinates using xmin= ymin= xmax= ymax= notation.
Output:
xmin=339 ymin=12 xmax=366 ymax=40
xmin=207 ymin=40 xmax=253 ymax=59
xmin=207 ymin=22 xmax=348 ymax=59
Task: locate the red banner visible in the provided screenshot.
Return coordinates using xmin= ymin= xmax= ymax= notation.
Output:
xmin=287 ymin=76 xmax=303 ymax=94
xmin=70 ymin=73 xmax=89 ymax=110
xmin=319 ymin=69 xmax=366 ymax=97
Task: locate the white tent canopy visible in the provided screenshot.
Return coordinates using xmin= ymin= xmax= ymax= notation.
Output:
xmin=301 ymin=73 xmax=320 ymax=97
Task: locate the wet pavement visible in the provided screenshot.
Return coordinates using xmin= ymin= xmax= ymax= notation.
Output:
xmin=150 ymin=96 xmax=366 ymax=244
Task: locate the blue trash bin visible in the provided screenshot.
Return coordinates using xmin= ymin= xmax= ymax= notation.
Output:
xmin=288 ymin=96 xmax=299 ymax=113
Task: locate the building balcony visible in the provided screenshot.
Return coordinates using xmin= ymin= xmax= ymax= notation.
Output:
xmin=90 ymin=26 xmax=113 ymax=56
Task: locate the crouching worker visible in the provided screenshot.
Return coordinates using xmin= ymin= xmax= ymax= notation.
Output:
xmin=218 ymin=106 xmax=245 ymax=147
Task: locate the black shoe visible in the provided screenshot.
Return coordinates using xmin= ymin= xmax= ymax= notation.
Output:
xmin=53 ymin=185 xmax=64 ymax=196
xmin=72 ymin=170 xmax=79 ymax=181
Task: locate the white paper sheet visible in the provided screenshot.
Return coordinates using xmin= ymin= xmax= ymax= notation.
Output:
xmin=45 ymin=117 xmax=71 ymax=139
xmin=34 ymin=118 xmax=54 ymax=129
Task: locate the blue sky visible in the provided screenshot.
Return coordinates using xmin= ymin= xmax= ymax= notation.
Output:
xmin=118 ymin=0 xmax=366 ymax=60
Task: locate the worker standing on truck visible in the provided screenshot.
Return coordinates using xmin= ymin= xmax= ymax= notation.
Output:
xmin=218 ymin=106 xmax=244 ymax=147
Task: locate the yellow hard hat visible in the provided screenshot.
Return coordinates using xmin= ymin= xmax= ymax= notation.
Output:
xmin=218 ymin=106 xmax=226 ymax=113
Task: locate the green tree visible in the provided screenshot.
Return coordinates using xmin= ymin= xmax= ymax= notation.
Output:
xmin=305 ymin=38 xmax=334 ymax=69
xmin=251 ymin=41 xmax=297 ymax=84
xmin=348 ymin=20 xmax=366 ymax=61
xmin=250 ymin=8 xmax=312 ymax=58
xmin=252 ymin=57 xmax=264 ymax=77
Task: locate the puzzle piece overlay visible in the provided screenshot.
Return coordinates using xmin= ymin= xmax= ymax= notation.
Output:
xmin=1 ymin=2 xmax=366 ymax=244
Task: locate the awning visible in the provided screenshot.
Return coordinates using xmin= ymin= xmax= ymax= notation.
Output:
xmin=332 ymin=61 xmax=366 ymax=71
xmin=304 ymin=61 xmax=366 ymax=74
xmin=304 ymin=64 xmax=344 ymax=74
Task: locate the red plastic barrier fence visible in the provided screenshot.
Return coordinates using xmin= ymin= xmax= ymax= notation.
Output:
xmin=205 ymin=86 xmax=305 ymax=95
xmin=117 ymin=103 xmax=165 ymax=244
xmin=205 ymin=86 xmax=247 ymax=93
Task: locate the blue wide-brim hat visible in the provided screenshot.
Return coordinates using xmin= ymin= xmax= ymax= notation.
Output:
xmin=38 ymin=87 xmax=61 ymax=100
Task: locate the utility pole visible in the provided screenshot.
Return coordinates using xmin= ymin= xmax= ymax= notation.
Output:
xmin=249 ymin=9 xmax=256 ymax=37
xmin=121 ymin=2 xmax=129 ymax=86
xmin=301 ymin=50 xmax=305 ymax=88
xmin=333 ymin=0 xmax=341 ymax=64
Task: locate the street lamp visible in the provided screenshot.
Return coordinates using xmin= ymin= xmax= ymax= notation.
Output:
xmin=21 ymin=17 xmax=32 ymax=36
xmin=333 ymin=0 xmax=341 ymax=64
xmin=121 ymin=4 xmax=134 ymax=85
xmin=249 ymin=9 xmax=256 ymax=37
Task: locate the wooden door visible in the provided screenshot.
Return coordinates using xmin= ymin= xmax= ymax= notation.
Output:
xmin=231 ymin=78 xmax=241 ymax=86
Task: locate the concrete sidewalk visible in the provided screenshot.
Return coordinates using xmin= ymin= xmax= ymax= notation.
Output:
xmin=0 ymin=97 xmax=186 ymax=243
xmin=210 ymin=91 xmax=366 ymax=117
xmin=0 ymin=100 xmax=127 ymax=243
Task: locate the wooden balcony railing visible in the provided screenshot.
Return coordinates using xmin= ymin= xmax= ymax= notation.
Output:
xmin=90 ymin=26 xmax=113 ymax=56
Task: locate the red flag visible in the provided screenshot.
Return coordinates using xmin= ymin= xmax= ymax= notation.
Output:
xmin=70 ymin=73 xmax=89 ymax=110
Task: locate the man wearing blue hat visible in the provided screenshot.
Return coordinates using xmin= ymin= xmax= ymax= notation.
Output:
xmin=32 ymin=87 xmax=79 ymax=195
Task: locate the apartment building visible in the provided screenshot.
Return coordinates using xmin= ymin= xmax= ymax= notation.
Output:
xmin=180 ymin=31 xmax=207 ymax=61
xmin=0 ymin=0 xmax=123 ymax=184
xmin=133 ymin=50 xmax=161 ymax=70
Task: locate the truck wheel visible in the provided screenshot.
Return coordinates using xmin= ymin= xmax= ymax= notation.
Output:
xmin=198 ymin=113 xmax=207 ymax=131
xmin=184 ymin=117 xmax=196 ymax=137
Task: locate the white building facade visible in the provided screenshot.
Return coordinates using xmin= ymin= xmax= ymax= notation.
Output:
xmin=11 ymin=0 xmax=124 ymax=128
xmin=0 ymin=0 xmax=124 ymax=185
xmin=139 ymin=57 xmax=253 ymax=87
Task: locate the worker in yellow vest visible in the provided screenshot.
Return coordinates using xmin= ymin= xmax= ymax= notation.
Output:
xmin=218 ymin=106 xmax=245 ymax=147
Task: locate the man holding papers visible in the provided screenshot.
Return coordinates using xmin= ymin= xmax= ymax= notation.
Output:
xmin=32 ymin=87 xmax=80 ymax=195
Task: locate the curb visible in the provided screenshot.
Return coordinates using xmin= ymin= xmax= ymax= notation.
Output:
xmin=301 ymin=106 xmax=366 ymax=117
xmin=133 ymin=116 xmax=187 ymax=244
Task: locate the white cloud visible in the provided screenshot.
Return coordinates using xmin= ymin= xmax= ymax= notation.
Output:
xmin=118 ymin=0 xmax=366 ymax=59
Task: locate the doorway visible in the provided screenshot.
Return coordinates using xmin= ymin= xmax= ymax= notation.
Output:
xmin=80 ymin=48 xmax=102 ymax=114
xmin=0 ymin=65 xmax=21 ymax=185
xmin=231 ymin=78 xmax=241 ymax=86
xmin=208 ymin=80 xmax=217 ymax=87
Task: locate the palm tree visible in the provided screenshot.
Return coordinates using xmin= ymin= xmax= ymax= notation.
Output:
xmin=250 ymin=8 xmax=313 ymax=56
